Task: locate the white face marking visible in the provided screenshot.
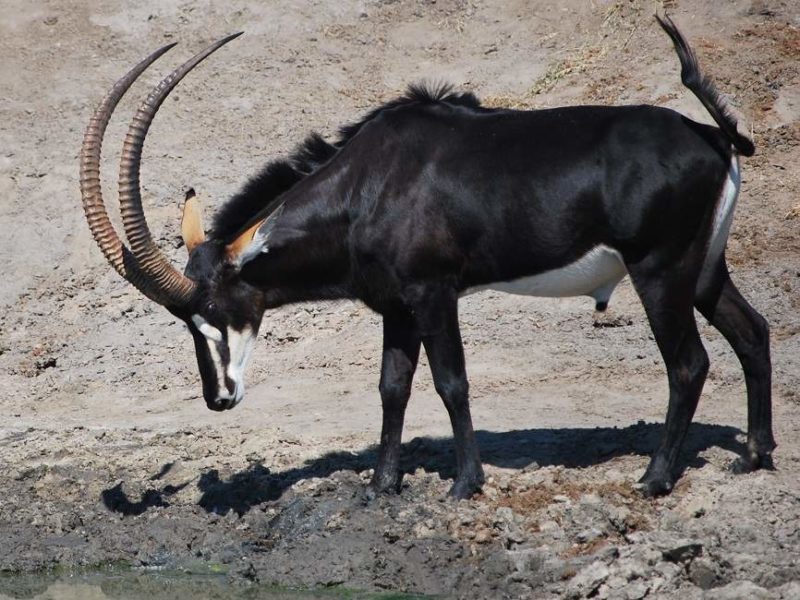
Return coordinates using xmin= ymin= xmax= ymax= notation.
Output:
xmin=192 ymin=315 xmax=226 ymax=398
xmin=191 ymin=314 xmax=223 ymax=342
xmin=191 ymin=315 xmax=257 ymax=407
xmin=463 ymin=244 xmax=627 ymax=305
xmin=225 ymin=325 xmax=257 ymax=405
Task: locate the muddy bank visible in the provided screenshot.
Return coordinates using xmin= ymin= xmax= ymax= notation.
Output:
xmin=0 ymin=570 xmax=400 ymax=599
xmin=2 ymin=425 xmax=800 ymax=598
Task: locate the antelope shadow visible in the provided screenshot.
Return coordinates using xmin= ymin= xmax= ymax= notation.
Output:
xmin=101 ymin=420 xmax=746 ymax=517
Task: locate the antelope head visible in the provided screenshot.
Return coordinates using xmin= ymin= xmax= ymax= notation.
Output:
xmin=80 ymin=34 xmax=276 ymax=411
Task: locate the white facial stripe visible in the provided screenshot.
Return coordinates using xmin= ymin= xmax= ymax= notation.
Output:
xmin=191 ymin=315 xmax=258 ymax=405
xmin=206 ymin=337 xmax=228 ymax=398
xmin=191 ymin=314 xmax=228 ymax=398
xmin=191 ymin=315 xmax=223 ymax=342
xmin=226 ymin=326 xmax=256 ymax=403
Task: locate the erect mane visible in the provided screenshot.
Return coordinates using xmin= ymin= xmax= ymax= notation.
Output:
xmin=211 ymin=83 xmax=483 ymax=242
xmin=337 ymin=82 xmax=482 ymax=143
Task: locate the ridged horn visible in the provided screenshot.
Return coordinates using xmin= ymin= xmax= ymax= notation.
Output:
xmin=118 ymin=32 xmax=242 ymax=307
xmin=79 ymin=42 xmax=180 ymax=305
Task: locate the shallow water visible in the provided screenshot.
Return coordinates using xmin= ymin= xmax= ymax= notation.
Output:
xmin=0 ymin=570 xmax=422 ymax=600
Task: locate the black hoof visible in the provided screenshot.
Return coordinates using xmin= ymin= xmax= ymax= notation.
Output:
xmin=362 ymin=484 xmax=379 ymax=504
xmin=448 ymin=477 xmax=483 ymax=500
xmin=364 ymin=470 xmax=403 ymax=502
xmin=635 ymin=474 xmax=674 ymax=498
xmin=732 ymin=451 xmax=775 ymax=474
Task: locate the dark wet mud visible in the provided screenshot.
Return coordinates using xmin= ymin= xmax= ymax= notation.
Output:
xmin=0 ymin=569 xmax=427 ymax=600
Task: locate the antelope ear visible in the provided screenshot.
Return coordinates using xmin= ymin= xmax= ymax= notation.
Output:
xmin=181 ymin=188 xmax=206 ymax=253
xmin=225 ymin=203 xmax=286 ymax=268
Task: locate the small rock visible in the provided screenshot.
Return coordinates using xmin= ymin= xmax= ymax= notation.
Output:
xmin=474 ymin=528 xmax=493 ymax=544
xmin=661 ymin=541 xmax=703 ymax=564
xmin=689 ymin=557 xmax=720 ymax=590
xmin=522 ymin=461 xmax=541 ymax=473
xmin=655 ymin=560 xmax=681 ymax=582
xmin=625 ymin=531 xmax=647 ymax=544
xmin=616 ymin=557 xmax=647 ymax=582
xmin=624 ymin=580 xmax=650 ymax=600
xmin=507 ymin=548 xmax=545 ymax=575
xmin=505 ymin=526 xmax=526 ymax=546
xmin=607 ymin=505 xmax=631 ymax=533
xmin=566 ymin=560 xmax=610 ymax=599
xmin=576 ymin=528 xmax=604 ymax=544
xmin=649 ymin=576 xmax=665 ymax=593
xmin=538 ymin=519 xmax=562 ymax=534
xmin=494 ymin=506 xmax=514 ymax=524
xmin=383 ymin=528 xmax=400 ymax=543
xmin=598 ymin=545 xmax=620 ymax=563
xmin=642 ymin=547 xmax=663 ymax=566
xmin=411 ymin=521 xmax=435 ymax=538
xmin=703 ymin=580 xmax=775 ymax=600
xmin=603 ymin=574 xmax=627 ymax=590
xmin=580 ymin=493 xmax=602 ymax=506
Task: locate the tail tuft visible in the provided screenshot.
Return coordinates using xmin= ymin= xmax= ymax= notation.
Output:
xmin=656 ymin=14 xmax=754 ymax=157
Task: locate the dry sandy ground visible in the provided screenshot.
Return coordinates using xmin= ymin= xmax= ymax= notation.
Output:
xmin=1 ymin=0 xmax=799 ymax=598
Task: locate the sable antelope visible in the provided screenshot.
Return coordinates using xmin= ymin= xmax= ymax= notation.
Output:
xmin=80 ymin=16 xmax=774 ymax=499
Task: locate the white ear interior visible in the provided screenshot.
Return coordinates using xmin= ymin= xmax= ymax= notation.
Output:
xmin=233 ymin=203 xmax=286 ymax=269
xmin=235 ymin=229 xmax=271 ymax=268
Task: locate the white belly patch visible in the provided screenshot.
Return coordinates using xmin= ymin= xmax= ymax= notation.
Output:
xmin=464 ymin=244 xmax=627 ymax=306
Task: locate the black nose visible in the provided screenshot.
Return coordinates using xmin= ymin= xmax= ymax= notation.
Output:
xmin=205 ymin=395 xmax=235 ymax=411
xmin=206 ymin=398 xmax=226 ymax=412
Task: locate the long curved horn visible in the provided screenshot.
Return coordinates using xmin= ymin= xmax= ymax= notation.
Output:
xmin=118 ymin=32 xmax=243 ymax=307
xmin=80 ymin=42 xmax=180 ymax=305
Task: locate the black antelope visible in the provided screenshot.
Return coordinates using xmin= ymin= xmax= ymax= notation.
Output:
xmin=80 ymin=16 xmax=773 ymax=498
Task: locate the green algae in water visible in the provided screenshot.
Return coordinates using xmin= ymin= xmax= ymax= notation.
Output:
xmin=0 ymin=570 xmax=430 ymax=600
